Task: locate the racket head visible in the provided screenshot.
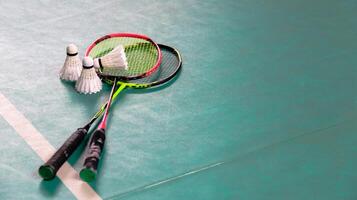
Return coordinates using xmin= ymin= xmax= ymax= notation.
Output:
xmin=103 ymin=44 xmax=182 ymax=88
xmin=85 ymin=33 xmax=162 ymax=80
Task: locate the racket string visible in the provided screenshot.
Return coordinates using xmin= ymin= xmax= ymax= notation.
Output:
xmin=89 ymin=37 xmax=159 ymax=77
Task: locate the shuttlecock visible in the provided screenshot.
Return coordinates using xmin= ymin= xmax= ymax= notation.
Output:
xmin=59 ymin=44 xmax=82 ymax=81
xmin=75 ymin=56 xmax=102 ymax=94
xmin=93 ymin=45 xmax=128 ymax=75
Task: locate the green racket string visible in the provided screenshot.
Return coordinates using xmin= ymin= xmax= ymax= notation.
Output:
xmin=88 ymin=38 xmax=159 ymax=77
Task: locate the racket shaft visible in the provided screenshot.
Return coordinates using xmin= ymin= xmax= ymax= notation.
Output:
xmin=82 ymin=129 xmax=106 ymax=175
xmin=39 ymin=128 xmax=87 ymax=180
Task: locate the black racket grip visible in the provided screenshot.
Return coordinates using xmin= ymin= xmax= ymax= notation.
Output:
xmin=38 ymin=128 xmax=87 ymax=180
xmin=80 ymin=129 xmax=106 ymax=182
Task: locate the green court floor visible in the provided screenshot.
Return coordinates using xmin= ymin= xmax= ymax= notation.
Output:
xmin=0 ymin=0 xmax=357 ymax=199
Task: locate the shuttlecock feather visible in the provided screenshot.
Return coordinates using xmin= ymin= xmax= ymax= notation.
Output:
xmin=59 ymin=44 xmax=82 ymax=81
xmin=75 ymin=56 xmax=102 ymax=94
xmin=93 ymin=45 xmax=128 ymax=75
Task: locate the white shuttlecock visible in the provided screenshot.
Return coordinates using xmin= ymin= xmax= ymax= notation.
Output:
xmin=93 ymin=45 xmax=128 ymax=75
xmin=59 ymin=44 xmax=82 ymax=81
xmin=75 ymin=56 xmax=102 ymax=94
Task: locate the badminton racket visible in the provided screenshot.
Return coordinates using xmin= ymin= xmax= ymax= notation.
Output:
xmin=79 ymin=42 xmax=182 ymax=182
xmin=80 ymin=77 xmax=118 ymax=181
xmin=38 ymin=33 xmax=162 ymax=180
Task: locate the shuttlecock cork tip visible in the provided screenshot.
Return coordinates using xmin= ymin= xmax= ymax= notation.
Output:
xmin=83 ymin=56 xmax=94 ymax=68
xmin=66 ymin=44 xmax=78 ymax=56
xmin=93 ymin=58 xmax=100 ymax=69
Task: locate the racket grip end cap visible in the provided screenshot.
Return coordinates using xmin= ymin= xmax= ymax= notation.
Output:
xmin=80 ymin=168 xmax=96 ymax=182
xmin=38 ymin=165 xmax=55 ymax=180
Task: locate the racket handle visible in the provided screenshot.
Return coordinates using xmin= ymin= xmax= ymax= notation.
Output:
xmin=80 ymin=128 xmax=106 ymax=182
xmin=38 ymin=128 xmax=88 ymax=180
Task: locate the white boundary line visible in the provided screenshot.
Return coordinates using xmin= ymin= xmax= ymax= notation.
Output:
xmin=0 ymin=92 xmax=102 ymax=200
